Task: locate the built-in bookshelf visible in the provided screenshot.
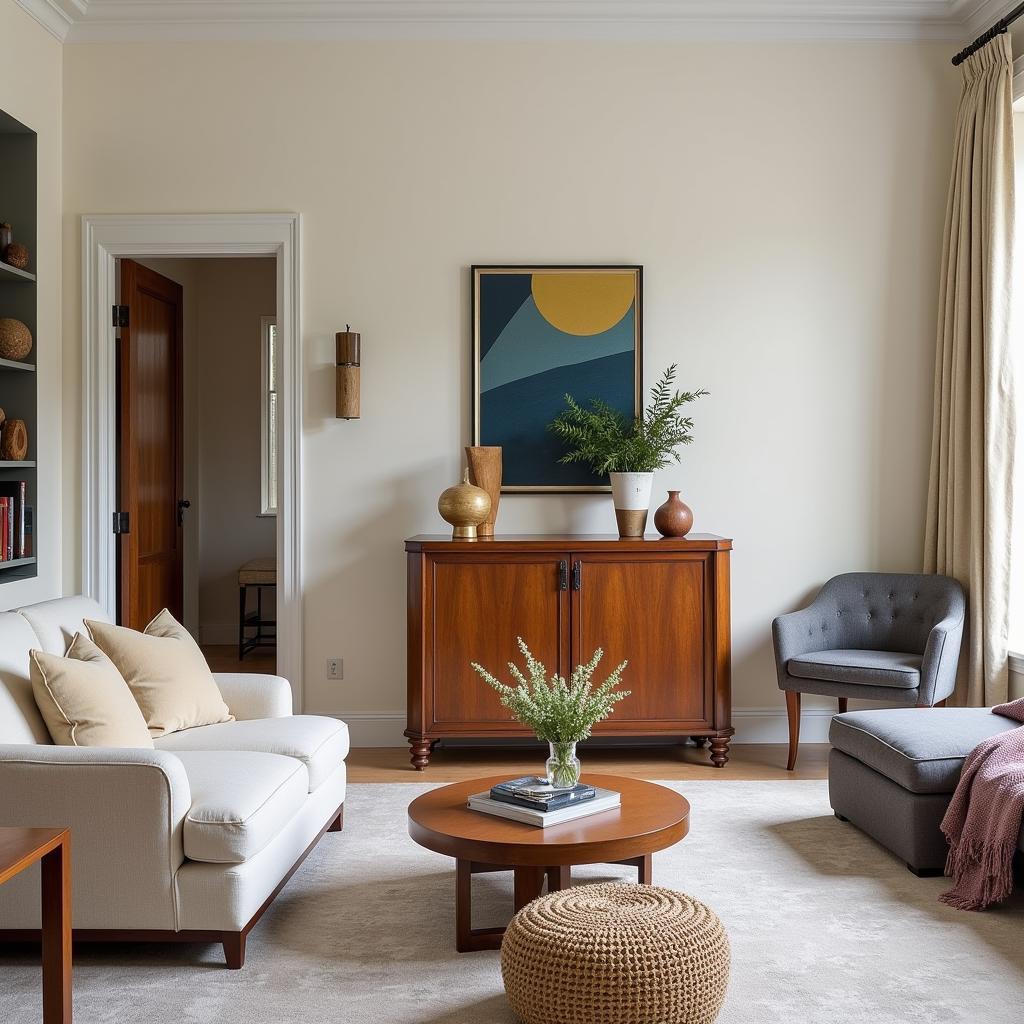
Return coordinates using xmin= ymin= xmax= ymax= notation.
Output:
xmin=0 ymin=108 xmax=37 ymax=584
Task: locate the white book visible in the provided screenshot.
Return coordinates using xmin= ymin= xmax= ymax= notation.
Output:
xmin=467 ymin=787 xmax=621 ymax=828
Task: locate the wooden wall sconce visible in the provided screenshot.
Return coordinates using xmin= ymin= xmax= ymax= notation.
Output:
xmin=336 ymin=326 xmax=360 ymax=419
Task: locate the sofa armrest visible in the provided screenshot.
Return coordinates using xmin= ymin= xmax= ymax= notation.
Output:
xmin=213 ymin=673 xmax=293 ymax=720
xmin=0 ymin=745 xmax=191 ymax=930
xmin=917 ymin=612 xmax=966 ymax=706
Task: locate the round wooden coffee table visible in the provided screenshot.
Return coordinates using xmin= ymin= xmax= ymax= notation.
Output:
xmin=407 ymin=774 xmax=690 ymax=952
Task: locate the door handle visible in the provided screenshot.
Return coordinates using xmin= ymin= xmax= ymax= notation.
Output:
xmin=558 ymin=560 xmax=568 ymax=591
xmin=571 ymin=561 xmax=582 ymax=591
xmin=177 ymin=498 xmax=191 ymax=527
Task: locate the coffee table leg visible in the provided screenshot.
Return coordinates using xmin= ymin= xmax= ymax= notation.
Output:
xmin=513 ymin=866 xmax=545 ymax=911
xmin=615 ymin=853 xmax=653 ymax=885
xmin=545 ymin=865 xmax=571 ymax=892
xmin=454 ymin=859 xmax=505 ymax=953
xmin=41 ymin=837 xmax=71 ymax=1023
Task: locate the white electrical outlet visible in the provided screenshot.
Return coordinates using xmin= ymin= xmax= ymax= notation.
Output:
xmin=326 ymin=658 xmax=343 ymax=680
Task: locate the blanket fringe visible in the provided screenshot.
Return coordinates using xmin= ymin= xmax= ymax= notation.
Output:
xmin=940 ymin=833 xmax=1017 ymax=911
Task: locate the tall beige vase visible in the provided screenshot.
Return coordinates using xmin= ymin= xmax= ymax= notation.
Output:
xmin=465 ymin=446 xmax=502 ymax=537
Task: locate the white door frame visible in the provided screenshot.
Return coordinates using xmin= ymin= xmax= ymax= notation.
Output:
xmin=81 ymin=213 xmax=304 ymax=710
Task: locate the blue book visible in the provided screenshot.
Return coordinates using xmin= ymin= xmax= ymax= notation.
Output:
xmin=490 ymin=777 xmax=597 ymax=812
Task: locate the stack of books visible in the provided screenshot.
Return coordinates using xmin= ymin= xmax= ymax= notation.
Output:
xmin=0 ymin=481 xmax=29 ymax=561
xmin=467 ymin=776 xmax=620 ymax=828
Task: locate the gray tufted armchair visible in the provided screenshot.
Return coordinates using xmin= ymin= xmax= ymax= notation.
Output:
xmin=772 ymin=573 xmax=965 ymax=770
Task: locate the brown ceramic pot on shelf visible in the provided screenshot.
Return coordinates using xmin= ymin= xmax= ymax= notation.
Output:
xmin=465 ymin=445 xmax=501 ymax=537
xmin=654 ymin=490 xmax=693 ymax=538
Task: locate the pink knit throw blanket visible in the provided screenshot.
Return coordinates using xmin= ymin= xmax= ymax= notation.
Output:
xmin=940 ymin=698 xmax=1024 ymax=911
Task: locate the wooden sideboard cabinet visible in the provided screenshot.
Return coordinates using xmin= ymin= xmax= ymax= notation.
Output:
xmin=404 ymin=534 xmax=733 ymax=770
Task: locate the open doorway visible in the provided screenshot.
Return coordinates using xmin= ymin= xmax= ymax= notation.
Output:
xmin=82 ymin=213 xmax=302 ymax=708
xmin=117 ymin=256 xmax=278 ymax=674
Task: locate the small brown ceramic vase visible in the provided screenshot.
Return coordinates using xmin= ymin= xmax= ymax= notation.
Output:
xmin=654 ymin=490 xmax=693 ymax=538
xmin=465 ymin=445 xmax=501 ymax=537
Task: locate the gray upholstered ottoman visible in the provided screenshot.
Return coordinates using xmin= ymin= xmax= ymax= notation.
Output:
xmin=828 ymin=708 xmax=1022 ymax=874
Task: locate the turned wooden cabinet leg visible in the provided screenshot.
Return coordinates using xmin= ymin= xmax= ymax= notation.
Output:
xmin=838 ymin=697 xmax=848 ymax=714
xmin=408 ymin=737 xmax=432 ymax=770
xmin=223 ymin=931 xmax=246 ymax=970
xmin=328 ymin=806 xmax=344 ymax=832
xmin=709 ymin=736 xmax=731 ymax=768
xmin=785 ymin=691 xmax=801 ymax=771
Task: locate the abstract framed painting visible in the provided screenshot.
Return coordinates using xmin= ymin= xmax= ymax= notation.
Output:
xmin=472 ymin=265 xmax=642 ymax=492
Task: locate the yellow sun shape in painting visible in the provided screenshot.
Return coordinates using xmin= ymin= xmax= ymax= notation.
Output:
xmin=531 ymin=273 xmax=635 ymax=337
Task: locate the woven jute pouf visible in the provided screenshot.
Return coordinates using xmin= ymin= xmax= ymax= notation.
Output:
xmin=501 ymin=883 xmax=730 ymax=1024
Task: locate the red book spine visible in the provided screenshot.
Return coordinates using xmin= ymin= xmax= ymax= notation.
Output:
xmin=0 ymin=498 xmax=8 ymax=560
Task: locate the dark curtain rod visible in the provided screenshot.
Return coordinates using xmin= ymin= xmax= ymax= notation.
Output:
xmin=952 ymin=1 xmax=1024 ymax=65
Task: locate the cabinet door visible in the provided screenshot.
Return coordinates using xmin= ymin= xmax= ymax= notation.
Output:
xmin=571 ymin=554 xmax=709 ymax=729
xmin=429 ymin=555 xmax=570 ymax=730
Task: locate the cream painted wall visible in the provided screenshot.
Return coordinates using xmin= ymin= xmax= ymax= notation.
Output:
xmin=136 ymin=257 xmax=276 ymax=644
xmin=0 ymin=1 xmax=61 ymax=611
xmin=61 ymin=40 xmax=958 ymax=742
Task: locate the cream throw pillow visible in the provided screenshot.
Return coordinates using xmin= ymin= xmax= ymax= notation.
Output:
xmin=86 ymin=609 xmax=233 ymax=737
xmin=31 ymin=633 xmax=154 ymax=748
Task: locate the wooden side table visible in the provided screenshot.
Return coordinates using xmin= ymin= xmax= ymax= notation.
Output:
xmin=0 ymin=828 xmax=71 ymax=1023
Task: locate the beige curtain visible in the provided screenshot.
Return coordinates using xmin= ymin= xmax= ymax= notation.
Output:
xmin=925 ymin=34 xmax=1016 ymax=707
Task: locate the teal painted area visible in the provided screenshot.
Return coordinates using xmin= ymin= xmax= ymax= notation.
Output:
xmin=480 ymin=296 xmax=634 ymax=394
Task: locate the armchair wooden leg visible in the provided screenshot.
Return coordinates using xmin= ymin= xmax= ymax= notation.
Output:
xmin=838 ymin=697 xmax=848 ymax=714
xmin=785 ymin=691 xmax=801 ymax=771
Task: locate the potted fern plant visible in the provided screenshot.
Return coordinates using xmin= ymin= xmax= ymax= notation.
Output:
xmin=548 ymin=364 xmax=707 ymax=537
xmin=472 ymin=639 xmax=630 ymax=789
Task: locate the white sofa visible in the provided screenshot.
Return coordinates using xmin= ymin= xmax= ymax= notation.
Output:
xmin=0 ymin=596 xmax=348 ymax=968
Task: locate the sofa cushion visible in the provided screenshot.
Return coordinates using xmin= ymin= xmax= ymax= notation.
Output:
xmin=86 ymin=610 xmax=233 ymax=737
xmin=830 ymin=708 xmax=1021 ymax=794
xmin=788 ymin=649 xmax=921 ymax=689
xmin=156 ymin=715 xmax=349 ymax=793
xmin=0 ymin=610 xmax=51 ymax=745
xmin=174 ymin=750 xmax=308 ymax=864
xmin=30 ymin=634 xmax=154 ymax=748
xmin=18 ymin=595 xmax=111 ymax=656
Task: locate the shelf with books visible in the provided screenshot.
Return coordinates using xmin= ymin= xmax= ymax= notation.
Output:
xmin=0 ymin=461 xmax=35 ymax=469
xmin=0 ymin=556 xmax=37 ymax=582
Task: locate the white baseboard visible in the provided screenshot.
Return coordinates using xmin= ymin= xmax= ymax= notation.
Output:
xmin=330 ymin=707 xmax=841 ymax=748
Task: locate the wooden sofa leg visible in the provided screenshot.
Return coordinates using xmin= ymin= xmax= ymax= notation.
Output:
xmin=328 ymin=806 xmax=344 ymax=832
xmin=837 ymin=697 xmax=848 ymax=714
xmin=223 ymin=931 xmax=246 ymax=969
xmin=785 ymin=691 xmax=800 ymax=771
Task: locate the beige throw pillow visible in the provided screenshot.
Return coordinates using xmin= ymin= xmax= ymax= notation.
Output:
xmin=86 ymin=609 xmax=233 ymax=737
xmin=31 ymin=633 xmax=154 ymax=748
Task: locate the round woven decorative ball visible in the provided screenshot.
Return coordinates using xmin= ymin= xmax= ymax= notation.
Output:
xmin=3 ymin=243 xmax=29 ymax=270
xmin=0 ymin=318 xmax=32 ymax=361
xmin=501 ymin=883 xmax=730 ymax=1024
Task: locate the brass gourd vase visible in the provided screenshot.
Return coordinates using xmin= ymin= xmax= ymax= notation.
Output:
xmin=438 ymin=469 xmax=491 ymax=540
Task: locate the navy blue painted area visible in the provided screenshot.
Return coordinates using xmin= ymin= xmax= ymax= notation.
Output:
xmin=478 ymin=273 xmax=532 ymax=359
xmin=480 ymin=350 xmax=636 ymax=488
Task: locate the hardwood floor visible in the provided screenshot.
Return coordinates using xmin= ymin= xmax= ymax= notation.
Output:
xmin=347 ymin=743 xmax=829 ymax=783
xmin=201 ymin=644 xmax=276 ymax=675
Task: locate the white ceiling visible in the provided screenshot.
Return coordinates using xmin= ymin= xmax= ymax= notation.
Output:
xmin=12 ymin=0 xmax=1015 ymax=44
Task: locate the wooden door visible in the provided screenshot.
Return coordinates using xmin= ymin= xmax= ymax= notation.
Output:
xmin=117 ymin=259 xmax=184 ymax=629
xmin=571 ymin=553 xmax=710 ymax=729
xmin=428 ymin=555 xmax=570 ymax=730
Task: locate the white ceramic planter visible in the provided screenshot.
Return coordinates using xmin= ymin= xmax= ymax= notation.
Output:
xmin=609 ymin=472 xmax=654 ymax=537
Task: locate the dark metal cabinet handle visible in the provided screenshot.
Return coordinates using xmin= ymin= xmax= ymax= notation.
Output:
xmin=572 ymin=561 xmax=582 ymax=591
xmin=177 ymin=498 xmax=191 ymax=527
xmin=558 ymin=560 xmax=569 ymax=591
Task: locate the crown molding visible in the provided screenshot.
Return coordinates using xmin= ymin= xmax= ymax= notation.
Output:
xmin=12 ymin=0 xmax=1010 ymax=45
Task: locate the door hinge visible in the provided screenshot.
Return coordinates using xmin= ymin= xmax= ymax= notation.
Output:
xmin=112 ymin=511 xmax=130 ymax=535
xmin=112 ymin=304 xmax=129 ymax=329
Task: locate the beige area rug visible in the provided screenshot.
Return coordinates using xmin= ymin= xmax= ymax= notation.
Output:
xmin=1 ymin=781 xmax=1022 ymax=1023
